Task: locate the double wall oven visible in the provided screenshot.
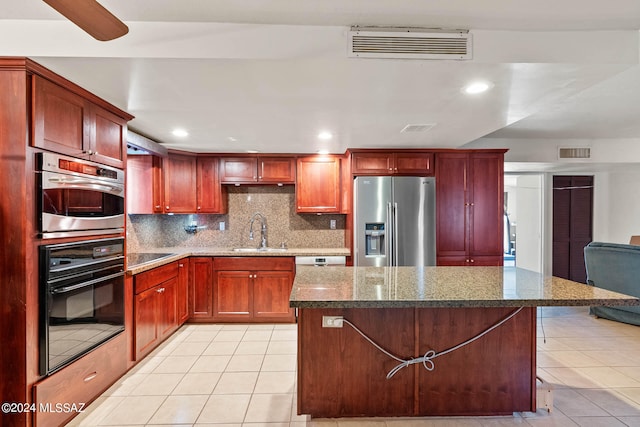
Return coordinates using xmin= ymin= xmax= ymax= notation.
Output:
xmin=36 ymin=152 xmax=127 ymax=376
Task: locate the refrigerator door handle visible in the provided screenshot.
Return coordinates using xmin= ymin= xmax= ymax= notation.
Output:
xmin=387 ymin=202 xmax=393 ymax=267
xmin=393 ymin=202 xmax=399 ymax=267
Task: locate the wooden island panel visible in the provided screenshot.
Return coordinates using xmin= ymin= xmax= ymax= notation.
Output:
xmin=297 ymin=306 xmax=536 ymax=418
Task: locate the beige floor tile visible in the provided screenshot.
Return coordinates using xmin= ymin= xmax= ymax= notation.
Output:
xmin=129 ymin=372 xmax=184 ymax=395
xmin=270 ymin=329 xmax=298 ymax=341
xmin=266 ymin=340 xmax=297 ymax=355
xmin=553 ymin=389 xmax=609 ymax=417
xmin=254 ymin=371 xmax=296 ymax=394
xmin=569 ymin=416 xmax=627 ymax=426
xmin=577 ymin=389 xmax=640 ymax=416
xmin=203 ymin=340 xmax=239 ymax=355
xmin=581 ymin=350 xmax=640 ymax=367
xmin=196 ymin=394 xmax=251 ymax=423
xmin=226 ymin=354 xmax=265 ymax=371
xmin=102 ymin=372 xmax=148 ymax=396
xmin=183 ymin=331 xmax=219 ymax=342
xmin=147 ymin=394 xmax=208 ymax=424
xmin=616 ymin=388 xmax=640 ymax=405
xmin=542 ymin=368 xmax=602 ymax=388
xmin=274 ymin=323 xmax=298 ymax=330
xmin=617 ymin=416 xmax=640 ymax=426
xmin=213 ymin=371 xmax=259 ymax=394
xmin=248 ymin=324 xmax=276 ymax=331
xmin=173 ymin=372 xmax=222 ymax=395
xmin=65 ymin=396 xmax=124 ymax=426
xmin=243 ymin=330 xmax=274 ymax=341
xmin=262 ymin=354 xmax=297 ymax=371
xmin=153 ymin=355 xmax=199 ymax=373
xmin=127 ymin=355 xmax=165 ymax=374
xmin=214 ymin=330 xmax=247 ymax=342
xmin=97 ymin=395 xmax=167 ymax=425
xmin=537 ymin=351 xmax=603 ymax=368
xmin=220 ymin=324 xmax=250 ymax=331
xmin=244 ymin=393 xmax=293 ymax=423
xmin=170 ymin=341 xmax=210 ymax=356
xmin=614 ymin=366 xmax=640 ymax=382
xmin=580 ymin=367 xmax=640 ymax=388
xmin=235 ymin=340 xmax=269 ymax=354
xmin=188 ymin=355 xmax=232 ymax=372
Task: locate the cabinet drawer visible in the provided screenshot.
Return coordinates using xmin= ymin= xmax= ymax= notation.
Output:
xmin=33 ymin=334 xmax=127 ymax=427
xmin=135 ymin=261 xmax=179 ymax=294
xmin=214 ymin=256 xmax=294 ymax=271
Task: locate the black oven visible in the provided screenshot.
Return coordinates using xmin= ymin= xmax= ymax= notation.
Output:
xmin=37 ymin=152 xmax=125 ymax=239
xmin=39 ymin=238 xmax=125 ymax=375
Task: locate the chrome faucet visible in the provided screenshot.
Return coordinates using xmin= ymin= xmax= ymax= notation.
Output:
xmin=249 ymin=212 xmax=268 ymax=249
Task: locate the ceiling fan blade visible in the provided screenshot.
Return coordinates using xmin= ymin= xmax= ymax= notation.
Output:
xmin=43 ymin=0 xmax=129 ymax=41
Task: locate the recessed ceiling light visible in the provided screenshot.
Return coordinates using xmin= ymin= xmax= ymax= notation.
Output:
xmin=317 ymin=150 xmax=329 ymax=155
xmin=227 ymin=136 xmax=237 ymax=142
xmin=318 ymin=131 xmax=333 ymax=140
xmin=463 ymin=81 xmax=493 ymax=95
xmin=246 ymin=150 xmax=259 ymax=154
xmin=172 ymin=128 xmax=189 ymax=137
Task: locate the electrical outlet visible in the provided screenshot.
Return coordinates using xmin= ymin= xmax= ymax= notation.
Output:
xmin=322 ymin=316 xmax=344 ymax=328
xmin=330 ymin=219 xmax=336 ymax=230
xmin=219 ymin=221 xmax=225 ymax=231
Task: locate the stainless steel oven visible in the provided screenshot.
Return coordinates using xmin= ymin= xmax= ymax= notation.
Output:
xmin=39 ymin=238 xmax=125 ymax=375
xmin=37 ymin=152 xmax=125 ymax=239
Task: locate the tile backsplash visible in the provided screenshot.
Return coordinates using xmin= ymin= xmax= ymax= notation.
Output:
xmin=127 ymin=185 xmax=346 ymax=252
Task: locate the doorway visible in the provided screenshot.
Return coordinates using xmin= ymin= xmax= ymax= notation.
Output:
xmin=552 ymin=175 xmax=594 ymax=283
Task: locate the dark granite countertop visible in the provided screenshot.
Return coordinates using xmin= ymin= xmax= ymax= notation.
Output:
xmin=290 ymin=265 xmax=640 ymax=308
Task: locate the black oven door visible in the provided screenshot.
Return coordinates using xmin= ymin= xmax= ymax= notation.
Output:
xmin=40 ymin=269 xmax=125 ymax=375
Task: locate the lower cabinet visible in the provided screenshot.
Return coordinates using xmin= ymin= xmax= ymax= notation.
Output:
xmin=33 ymin=334 xmax=127 ymax=427
xmin=190 ymin=257 xmax=214 ymax=320
xmin=133 ymin=261 xmax=184 ymax=360
xmin=213 ymin=257 xmax=295 ymax=323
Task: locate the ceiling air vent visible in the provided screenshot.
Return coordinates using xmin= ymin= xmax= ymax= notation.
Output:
xmin=401 ymin=124 xmax=435 ymax=133
xmin=348 ymin=27 xmax=472 ymax=60
xmin=558 ymin=147 xmax=591 ymax=159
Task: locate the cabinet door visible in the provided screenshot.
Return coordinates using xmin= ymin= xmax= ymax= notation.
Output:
xmin=469 ymin=153 xmax=504 ymax=263
xmin=296 ymin=156 xmax=341 ymax=213
xmin=126 ymin=155 xmax=154 ymax=214
xmin=134 ymin=287 xmax=159 ymax=359
xmin=190 ymin=257 xmax=213 ymax=320
xmin=197 ymin=157 xmax=227 ymax=213
xmin=158 ymin=278 xmax=178 ymax=338
xmin=435 ymin=153 xmax=469 ymax=261
xmin=213 ymin=271 xmax=252 ymax=321
xmin=164 ymin=154 xmax=197 ymax=213
xmin=219 ymin=157 xmax=257 ymax=183
xmin=89 ymin=103 xmax=126 ymax=168
xmin=253 ymin=271 xmax=295 ymax=321
xmin=395 ymin=152 xmax=434 ymax=175
xmin=32 ymin=75 xmax=88 ymax=156
xmin=177 ymin=261 xmax=189 ymax=323
xmin=259 ymin=157 xmax=296 ymax=183
xmin=351 ymin=152 xmax=393 ymax=175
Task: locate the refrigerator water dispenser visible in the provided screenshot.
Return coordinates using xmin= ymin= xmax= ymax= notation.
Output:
xmin=365 ymin=223 xmax=385 ymax=256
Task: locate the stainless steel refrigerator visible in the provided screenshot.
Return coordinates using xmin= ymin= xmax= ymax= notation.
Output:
xmin=354 ymin=176 xmax=436 ymax=267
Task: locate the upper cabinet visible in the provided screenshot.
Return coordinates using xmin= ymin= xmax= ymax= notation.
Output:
xmin=435 ymin=151 xmax=505 ymax=266
xmin=32 ymin=75 xmax=128 ymax=169
xmin=219 ymin=156 xmax=296 ymax=184
xmin=296 ymin=155 xmax=341 ymax=213
xmin=351 ymin=150 xmax=434 ymax=176
xmin=127 ymin=154 xmax=227 ymax=215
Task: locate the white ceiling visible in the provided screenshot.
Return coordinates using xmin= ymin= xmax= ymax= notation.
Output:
xmin=2 ymin=0 xmax=640 ymax=168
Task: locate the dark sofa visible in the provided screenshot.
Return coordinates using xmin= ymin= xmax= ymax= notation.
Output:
xmin=584 ymin=242 xmax=640 ymax=326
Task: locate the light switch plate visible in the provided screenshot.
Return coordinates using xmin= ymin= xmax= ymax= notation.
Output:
xmin=219 ymin=221 xmax=225 ymax=231
xmin=330 ymin=219 xmax=336 ymax=229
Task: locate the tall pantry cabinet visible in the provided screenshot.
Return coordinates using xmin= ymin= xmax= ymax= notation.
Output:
xmin=435 ymin=150 xmax=506 ymax=266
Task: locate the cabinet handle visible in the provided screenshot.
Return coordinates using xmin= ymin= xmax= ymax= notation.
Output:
xmin=166 ymin=206 xmax=170 ymax=210
xmin=197 ymin=206 xmax=201 ymax=210
xmin=84 ymin=372 xmax=98 ymax=382
xmin=466 ymin=259 xmax=470 ymax=263
xmin=470 ymin=259 xmax=475 ymax=263
xmin=155 ymin=205 xmax=161 ymax=209
xmin=157 ymin=287 xmax=165 ymax=293
xmin=179 ymin=264 xmax=184 ymax=268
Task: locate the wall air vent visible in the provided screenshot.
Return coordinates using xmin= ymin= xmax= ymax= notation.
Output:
xmin=558 ymin=147 xmax=591 ymax=159
xmin=348 ymin=27 xmax=472 ymax=60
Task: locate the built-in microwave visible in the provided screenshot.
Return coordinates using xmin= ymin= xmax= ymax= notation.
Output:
xmin=37 ymin=152 xmax=125 ymax=239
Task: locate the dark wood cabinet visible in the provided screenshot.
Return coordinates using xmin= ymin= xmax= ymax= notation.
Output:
xmin=127 ymin=154 xmax=227 ymax=214
xmin=133 ymin=262 xmax=184 ymax=360
xmin=32 ymin=75 xmax=127 ymax=168
xmin=435 ymin=151 xmax=505 ymax=266
xmin=190 ymin=257 xmax=214 ymax=320
xmin=196 ymin=157 xmax=228 ymax=213
xmin=351 ymin=151 xmax=433 ymax=176
xmin=177 ymin=261 xmax=189 ymax=323
xmin=164 ymin=153 xmax=197 ymax=213
xmin=219 ymin=156 xmax=296 ymax=184
xmin=296 ymin=155 xmax=341 ymax=213
xmin=213 ymin=257 xmax=295 ymax=322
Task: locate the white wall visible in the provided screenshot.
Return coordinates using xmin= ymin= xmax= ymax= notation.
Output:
xmin=593 ymin=171 xmax=640 ymax=243
xmin=514 ymin=175 xmax=543 ymax=272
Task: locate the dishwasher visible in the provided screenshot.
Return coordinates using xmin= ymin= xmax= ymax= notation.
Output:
xmin=294 ymin=256 xmax=346 ymax=267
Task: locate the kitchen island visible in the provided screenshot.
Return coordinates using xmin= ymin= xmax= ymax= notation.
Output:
xmin=290 ymin=266 xmax=640 ymax=418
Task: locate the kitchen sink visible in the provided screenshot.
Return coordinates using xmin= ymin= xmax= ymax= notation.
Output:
xmin=232 ymin=247 xmax=288 ymax=253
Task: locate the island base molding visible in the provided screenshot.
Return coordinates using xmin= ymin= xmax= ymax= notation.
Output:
xmin=297 ymin=306 xmax=537 ymax=418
